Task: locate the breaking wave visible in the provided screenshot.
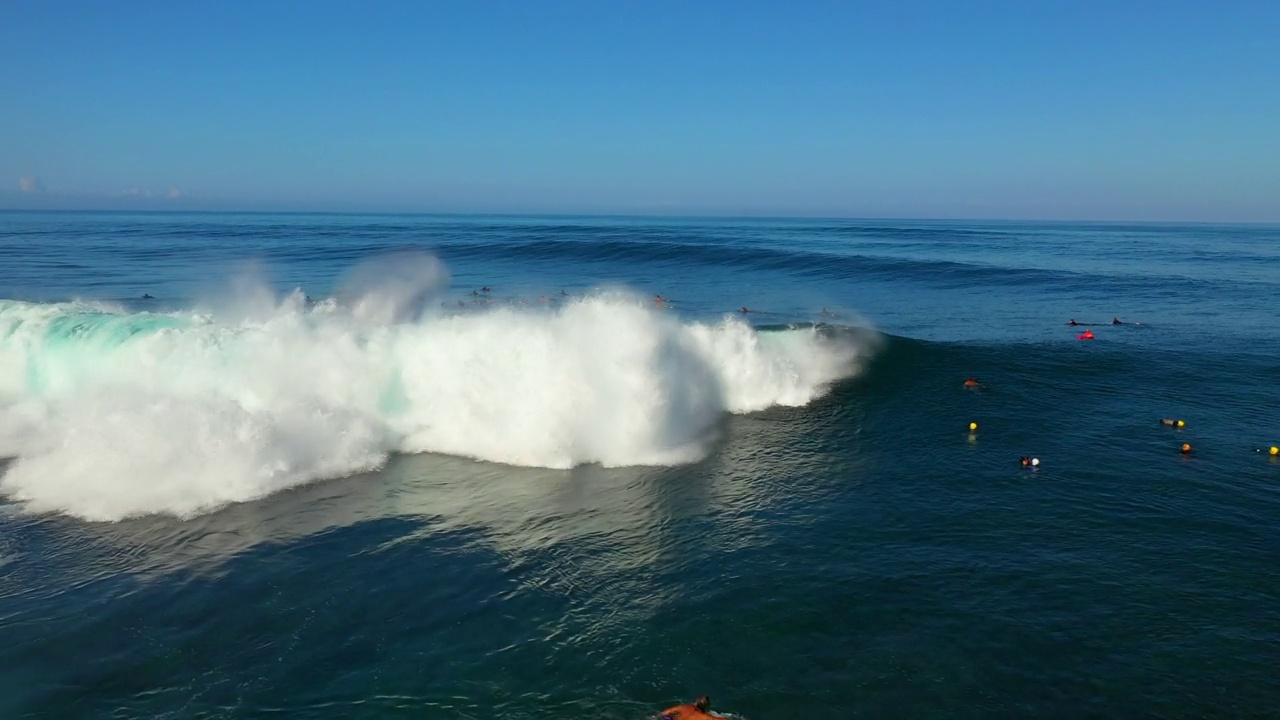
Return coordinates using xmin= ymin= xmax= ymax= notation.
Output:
xmin=0 ymin=262 xmax=875 ymax=521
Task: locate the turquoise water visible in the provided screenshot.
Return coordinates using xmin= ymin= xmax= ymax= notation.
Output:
xmin=1 ymin=212 xmax=1278 ymax=718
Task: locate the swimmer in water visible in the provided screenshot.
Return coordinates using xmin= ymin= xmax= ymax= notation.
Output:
xmin=963 ymin=378 xmax=980 ymax=389
xmin=658 ymin=696 xmax=714 ymax=720
xmin=1160 ymin=418 xmax=1185 ymax=428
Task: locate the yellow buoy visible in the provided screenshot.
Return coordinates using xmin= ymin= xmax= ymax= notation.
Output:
xmin=1177 ymin=420 xmax=1185 ymax=428
xmin=969 ymin=422 xmax=978 ymax=432
xmin=1271 ymin=446 xmax=1279 ymax=456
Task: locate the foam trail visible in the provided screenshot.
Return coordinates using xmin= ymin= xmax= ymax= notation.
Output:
xmin=0 ymin=282 xmax=875 ymax=521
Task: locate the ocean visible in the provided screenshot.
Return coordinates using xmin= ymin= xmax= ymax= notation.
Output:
xmin=0 ymin=212 xmax=1277 ymax=719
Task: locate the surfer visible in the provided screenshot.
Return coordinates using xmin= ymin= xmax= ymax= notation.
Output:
xmin=739 ymin=306 xmax=750 ymax=314
xmin=1068 ymin=319 xmax=1079 ymax=326
xmin=142 ymin=293 xmax=155 ymax=300
xmin=658 ymin=696 xmax=714 ymax=720
xmin=1111 ymin=317 xmax=1123 ymax=325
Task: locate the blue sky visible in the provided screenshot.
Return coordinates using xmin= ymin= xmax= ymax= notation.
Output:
xmin=2 ymin=0 xmax=1277 ymax=220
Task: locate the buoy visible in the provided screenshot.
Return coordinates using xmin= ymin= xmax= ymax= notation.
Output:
xmin=1270 ymin=446 xmax=1279 ymax=456
xmin=969 ymin=422 xmax=978 ymax=432
xmin=1078 ymin=329 xmax=1095 ymax=340
xmin=1031 ymin=458 xmax=1040 ymax=467
xmin=963 ymin=378 xmax=979 ymax=388
xmin=1180 ymin=443 xmax=1192 ymax=454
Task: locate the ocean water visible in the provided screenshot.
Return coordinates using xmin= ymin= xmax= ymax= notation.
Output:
xmin=0 ymin=211 xmax=1277 ymax=719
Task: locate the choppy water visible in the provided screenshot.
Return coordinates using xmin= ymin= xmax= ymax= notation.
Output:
xmin=1 ymin=212 xmax=1278 ymax=718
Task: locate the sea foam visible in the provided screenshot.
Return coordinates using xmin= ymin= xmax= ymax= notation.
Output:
xmin=0 ymin=267 xmax=873 ymax=521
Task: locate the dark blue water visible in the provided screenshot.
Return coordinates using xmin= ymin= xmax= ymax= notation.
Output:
xmin=1 ymin=212 xmax=1278 ymax=718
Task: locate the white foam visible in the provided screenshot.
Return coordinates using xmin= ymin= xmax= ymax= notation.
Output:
xmin=0 ymin=276 xmax=875 ymax=521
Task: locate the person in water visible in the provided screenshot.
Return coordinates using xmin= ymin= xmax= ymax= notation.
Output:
xmin=1111 ymin=317 xmax=1123 ymax=325
xmin=658 ymin=696 xmax=713 ymax=719
xmin=1068 ymin=319 xmax=1079 ymax=326
xmin=963 ymin=377 xmax=980 ymax=389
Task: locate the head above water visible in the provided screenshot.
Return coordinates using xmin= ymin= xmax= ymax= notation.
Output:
xmin=694 ymin=697 xmax=710 ymax=711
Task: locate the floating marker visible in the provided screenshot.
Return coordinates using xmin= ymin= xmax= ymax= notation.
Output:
xmin=1271 ymin=446 xmax=1279 ymax=456
xmin=969 ymin=422 xmax=978 ymax=432
xmin=1031 ymin=458 xmax=1040 ymax=467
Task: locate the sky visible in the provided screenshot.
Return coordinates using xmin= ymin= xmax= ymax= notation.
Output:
xmin=1 ymin=0 xmax=1278 ymax=221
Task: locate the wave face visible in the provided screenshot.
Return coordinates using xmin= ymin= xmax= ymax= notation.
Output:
xmin=0 ymin=281 xmax=872 ymax=521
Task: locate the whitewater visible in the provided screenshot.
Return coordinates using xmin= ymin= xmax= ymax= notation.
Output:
xmin=0 ymin=259 xmax=872 ymax=521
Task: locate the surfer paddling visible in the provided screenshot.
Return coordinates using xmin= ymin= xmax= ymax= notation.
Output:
xmin=657 ymin=696 xmax=715 ymax=720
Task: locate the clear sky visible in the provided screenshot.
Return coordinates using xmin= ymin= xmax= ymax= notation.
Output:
xmin=2 ymin=0 xmax=1277 ymax=220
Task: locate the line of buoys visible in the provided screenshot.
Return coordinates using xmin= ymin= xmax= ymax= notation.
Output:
xmin=963 ymin=365 xmax=1272 ymax=462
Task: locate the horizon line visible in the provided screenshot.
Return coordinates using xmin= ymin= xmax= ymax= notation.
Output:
xmin=1 ymin=207 xmax=1276 ymax=227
